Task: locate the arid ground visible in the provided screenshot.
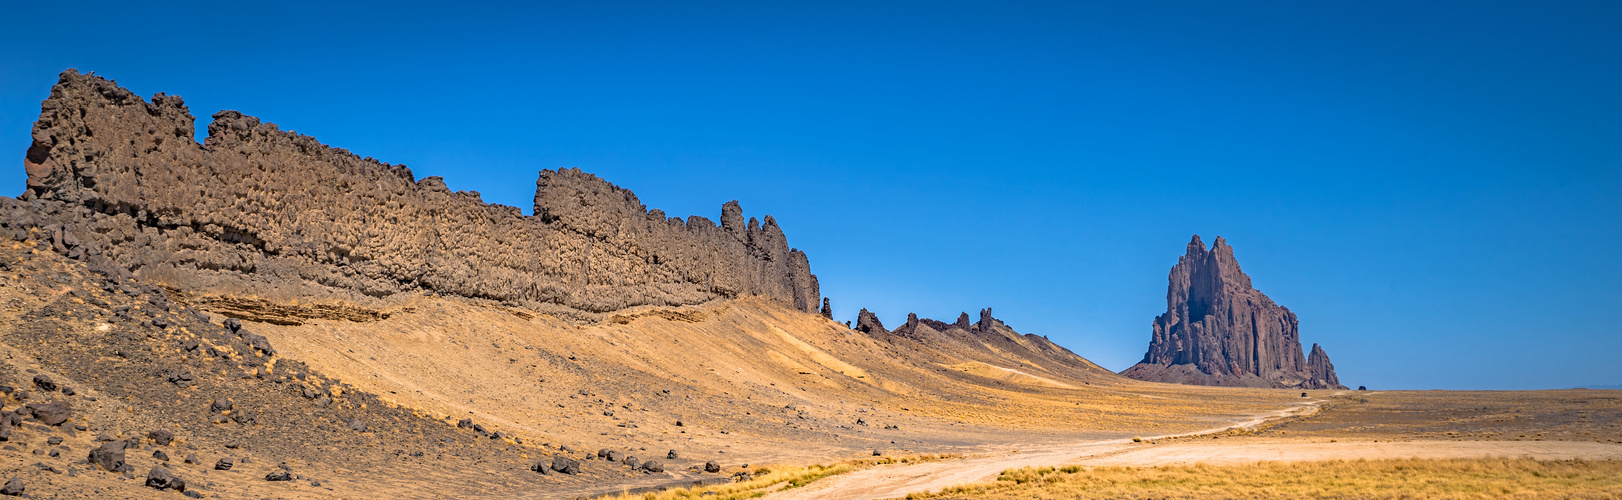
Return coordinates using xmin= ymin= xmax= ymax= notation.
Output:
xmin=0 ymin=237 xmax=1618 ymax=499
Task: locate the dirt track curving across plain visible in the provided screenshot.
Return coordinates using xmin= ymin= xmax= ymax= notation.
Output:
xmin=761 ymin=392 xmax=1622 ymax=500
xmin=763 ymin=396 xmax=1328 ymax=500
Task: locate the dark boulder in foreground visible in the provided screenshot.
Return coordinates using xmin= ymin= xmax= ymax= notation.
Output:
xmin=26 ymin=401 xmax=69 ymax=426
xmin=551 ymin=456 xmax=580 ymax=475
xmin=89 ymin=441 xmax=127 ymax=472
xmin=145 ymin=466 xmax=185 ymax=491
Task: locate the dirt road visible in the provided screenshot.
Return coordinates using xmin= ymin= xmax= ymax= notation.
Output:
xmin=763 ymin=397 xmax=1325 ymax=500
xmin=761 ymin=395 xmax=1622 ymax=500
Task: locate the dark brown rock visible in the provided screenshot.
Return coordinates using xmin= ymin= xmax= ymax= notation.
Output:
xmin=25 ymin=401 xmax=69 ymax=426
xmin=855 ymin=308 xmax=886 ymax=334
xmin=146 ymin=466 xmax=185 ymax=491
xmin=1304 ymin=343 xmax=1343 ymax=389
xmin=89 ymin=441 xmax=127 ymax=471
xmin=13 ymin=70 xmax=819 ymax=319
xmin=550 ymin=456 xmax=580 ymax=474
xmin=148 ymin=429 xmax=174 ymax=446
xmin=1121 ymin=236 xmax=1346 ymax=389
xmin=31 ymin=375 xmax=55 ymax=392
xmin=0 ymin=477 xmax=19 ymax=496
xmin=820 ymin=298 xmax=833 ymax=319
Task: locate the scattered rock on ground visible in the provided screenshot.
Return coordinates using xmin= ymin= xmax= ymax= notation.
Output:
xmin=31 ymin=375 xmax=55 ymax=392
xmin=149 ymin=429 xmax=174 ymax=446
xmin=551 ymin=456 xmax=580 ymax=475
xmin=89 ymin=441 xmax=127 ymax=472
xmin=26 ymin=401 xmax=69 ymax=426
xmin=145 ymin=466 xmax=185 ymax=491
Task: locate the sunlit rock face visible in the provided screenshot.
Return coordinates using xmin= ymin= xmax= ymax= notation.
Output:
xmin=8 ymin=70 xmax=819 ymax=319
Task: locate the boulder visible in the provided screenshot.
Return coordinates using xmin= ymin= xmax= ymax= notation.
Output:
xmin=166 ymin=370 xmax=195 ymax=387
xmin=243 ymin=333 xmax=277 ymax=357
xmin=0 ymin=477 xmax=19 ymax=496
xmin=705 ymin=461 xmax=721 ymax=473
xmin=640 ymin=460 xmax=664 ymax=473
xmin=148 ymin=429 xmax=174 ymax=446
xmin=146 ymin=466 xmax=185 ymax=491
xmin=89 ymin=441 xmax=128 ymax=471
xmin=27 ymin=401 xmax=69 ymax=426
xmin=214 ymin=458 xmax=233 ymax=471
xmin=31 ymin=375 xmax=56 ymax=392
xmin=551 ymin=456 xmax=580 ymax=475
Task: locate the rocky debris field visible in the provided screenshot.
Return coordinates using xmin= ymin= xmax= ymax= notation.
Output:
xmin=0 ymin=236 xmax=762 ymax=498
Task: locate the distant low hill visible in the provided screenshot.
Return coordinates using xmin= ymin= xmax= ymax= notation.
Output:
xmin=1575 ymin=383 xmax=1622 ymax=390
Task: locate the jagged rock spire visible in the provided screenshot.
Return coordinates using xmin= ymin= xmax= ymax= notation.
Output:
xmin=1121 ymin=235 xmax=1346 ymax=389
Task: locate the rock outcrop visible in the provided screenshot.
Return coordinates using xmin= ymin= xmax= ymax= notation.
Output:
xmin=4 ymin=70 xmax=819 ymax=318
xmin=1304 ymin=343 xmax=1342 ymax=390
xmin=1121 ymin=236 xmax=1344 ymax=389
xmin=857 ymin=306 xmax=1111 ymax=381
xmin=855 ymin=308 xmax=886 ymax=334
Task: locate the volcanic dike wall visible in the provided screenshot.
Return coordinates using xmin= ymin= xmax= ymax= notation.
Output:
xmin=3 ymin=70 xmax=820 ymax=318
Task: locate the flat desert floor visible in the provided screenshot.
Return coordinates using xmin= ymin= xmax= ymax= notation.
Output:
xmin=731 ymin=389 xmax=1622 ymax=500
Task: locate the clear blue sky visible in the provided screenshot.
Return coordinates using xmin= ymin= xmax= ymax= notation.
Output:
xmin=3 ymin=1 xmax=1618 ymax=390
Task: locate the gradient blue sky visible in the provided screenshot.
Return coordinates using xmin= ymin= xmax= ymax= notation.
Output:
xmin=3 ymin=1 xmax=1619 ymax=390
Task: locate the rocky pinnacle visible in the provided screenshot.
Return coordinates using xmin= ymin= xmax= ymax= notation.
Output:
xmin=1121 ymin=235 xmax=1345 ymax=389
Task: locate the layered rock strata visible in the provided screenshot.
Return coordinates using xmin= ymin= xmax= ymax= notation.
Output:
xmin=1121 ymin=235 xmax=1345 ymax=389
xmin=5 ymin=70 xmax=819 ymax=317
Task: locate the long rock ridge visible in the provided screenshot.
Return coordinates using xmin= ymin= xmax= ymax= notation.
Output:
xmin=4 ymin=70 xmax=820 ymax=317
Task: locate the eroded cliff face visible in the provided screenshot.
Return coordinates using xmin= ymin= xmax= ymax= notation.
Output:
xmin=1121 ymin=235 xmax=1345 ymax=389
xmin=4 ymin=70 xmax=819 ymax=318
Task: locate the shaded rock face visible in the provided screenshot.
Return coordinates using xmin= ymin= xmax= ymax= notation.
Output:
xmin=855 ymin=308 xmax=886 ymax=334
xmin=1121 ymin=236 xmax=1345 ymax=389
xmin=1304 ymin=343 xmax=1342 ymax=390
xmin=8 ymin=70 xmax=818 ymax=317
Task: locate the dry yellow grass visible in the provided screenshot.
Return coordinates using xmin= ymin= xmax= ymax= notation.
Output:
xmin=910 ymin=458 xmax=1622 ymax=499
xmin=597 ymin=454 xmax=964 ymax=500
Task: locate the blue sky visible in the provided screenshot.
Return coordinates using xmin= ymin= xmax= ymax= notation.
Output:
xmin=2 ymin=1 xmax=1618 ymax=390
